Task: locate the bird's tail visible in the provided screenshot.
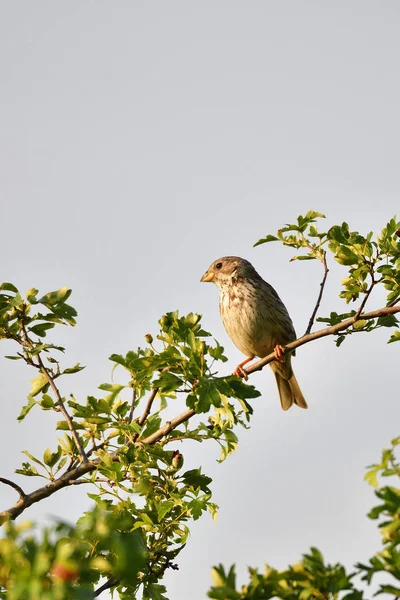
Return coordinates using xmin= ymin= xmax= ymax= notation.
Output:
xmin=272 ymin=367 xmax=308 ymax=411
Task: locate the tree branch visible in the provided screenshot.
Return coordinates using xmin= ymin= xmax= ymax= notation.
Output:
xmin=2 ymin=303 xmax=399 ymax=522
xmin=304 ymin=252 xmax=329 ymax=335
xmin=140 ymin=408 xmax=196 ymax=445
xmin=127 ymin=387 xmax=137 ymax=424
xmin=0 ymin=461 xmax=95 ymax=522
xmin=35 ymin=353 xmax=88 ymax=463
xmin=94 ymin=576 xmax=120 ymax=597
xmin=245 ymin=305 xmax=400 ymax=376
xmin=0 ymin=477 xmax=26 ymax=499
xmin=355 ymin=273 xmax=375 ymax=319
xmin=138 ymin=388 xmax=159 ymax=426
xmin=19 ymin=306 xmax=87 ymax=463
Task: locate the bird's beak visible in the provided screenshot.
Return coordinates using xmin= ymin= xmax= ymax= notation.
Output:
xmin=200 ymin=271 xmax=215 ymax=283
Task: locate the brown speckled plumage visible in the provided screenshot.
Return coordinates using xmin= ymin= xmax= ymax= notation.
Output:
xmin=201 ymin=256 xmax=307 ymax=410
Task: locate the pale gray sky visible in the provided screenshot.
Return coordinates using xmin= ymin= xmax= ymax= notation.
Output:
xmin=1 ymin=2 xmax=399 ymax=598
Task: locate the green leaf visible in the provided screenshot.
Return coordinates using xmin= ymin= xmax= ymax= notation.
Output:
xmin=26 ymin=288 xmax=39 ymax=303
xmin=145 ymin=583 xmax=168 ymax=600
xmin=157 ymin=500 xmax=175 ymax=521
xmin=38 ymin=286 xmax=72 ymax=306
xmin=188 ymin=498 xmax=206 ymax=520
xmin=195 ymin=379 xmax=223 ymax=412
xmin=141 ymin=414 xmax=162 ymax=438
xmin=290 ymin=254 xmax=317 ymax=261
xmin=181 ymin=468 xmax=212 ymax=492
xmin=333 ymin=245 xmax=359 ymax=266
xmin=21 ymin=450 xmax=45 ymax=468
xmin=305 ymin=210 xmax=326 ymax=221
xmin=388 ymin=331 xmax=400 ymax=344
xmin=225 ymin=377 xmax=261 ymax=399
xmin=377 ymin=315 xmax=399 ymax=328
xmin=63 ymin=363 xmax=86 ymax=375
xmin=99 ymin=383 xmax=125 ymax=392
xmin=17 ymin=396 xmax=37 ymax=421
xmin=43 ymin=446 xmax=62 ymax=467
xmin=378 ymin=585 xmax=400 ymax=597
xmin=328 ymin=223 xmax=350 ymax=244
xmin=112 ymin=531 xmax=146 ymax=585
xmin=153 ymin=372 xmax=183 ymax=394
xmin=40 ymin=394 xmax=54 ymax=409
xmin=253 ymin=234 xmax=279 ymax=247
xmin=0 ymin=282 xmax=19 ymax=293
xmin=28 ymin=322 xmax=56 ymax=337
xmin=30 ymin=374 xmax=49 ymax=397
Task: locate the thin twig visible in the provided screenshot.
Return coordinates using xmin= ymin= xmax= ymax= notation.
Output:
xmin=245 ymin=304 xmax=400 ymax=376
xmin=0 ymin=477 xmax=26 ymax=499
xmin=127 ymin=387 xmax=137 ymax=424
xmin=140 ymin=408 xmax=195 ymax=445
xmin=355 ymin=273 xmax=375 ymax=319
xmin=2 ymin=304 xmax=400 ymax=522
xmin=35 ymin=353 xmax=88 ymax=463
xmin=304 ymin=251 xmax=329 ymax=335
xmin=138 ymin=388 xmax=158 ymax=426
xmin=94 ymin=577 xmax=120 ymax=597
xmin=20 ymin=307 xmax=88 ymax=463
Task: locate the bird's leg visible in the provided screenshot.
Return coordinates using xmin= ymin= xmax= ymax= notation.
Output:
xmin=274 ymin=344 xmax=286 ymax=363
xmin=233 ymin=357 xmax=253 ymax=381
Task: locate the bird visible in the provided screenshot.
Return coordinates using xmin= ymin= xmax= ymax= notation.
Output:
xmin=200 ymin=256 xmax=307 ymax=410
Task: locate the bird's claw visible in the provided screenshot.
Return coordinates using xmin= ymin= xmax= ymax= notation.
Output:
xmin=233 ymin=365 xmax=249 ymax=381
xmin=274 ymin=344 xmax=286 ymax=363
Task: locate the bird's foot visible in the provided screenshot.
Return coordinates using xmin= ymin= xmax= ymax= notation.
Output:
xmin=232 ymin=357 xmax=253 ymax=381
xmin=233 ymin=365 xmax=249 ymax=381
xmin=274 ymin=344 xmax=286 ymax=363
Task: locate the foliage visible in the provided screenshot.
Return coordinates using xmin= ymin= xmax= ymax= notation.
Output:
xmin=207 ymin=438 xmax=400 ymax=599
xmin=0 ymin=287 xmax=256 ymax=597
xmin=0 ymin=212 xmax=399 ymax=598
xmin=255 ymin=211 xmax=400 ymax=344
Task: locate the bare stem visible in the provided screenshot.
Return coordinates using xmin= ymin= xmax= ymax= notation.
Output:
xmin=245 ymin=304 xmax=400 ymax=376
xmin=94 ymin=577 xmax=120 ymax=597
xmin=355 ymin=273 xmax=376 ymax=319
xmin=19 ymin=305 xmax=88 ymax=464
xmin=127 ymin=387 xmax=137 ymax=424
xmin=35 ymin=353 xmax=88 ymax=463
xmin=140 ymin=408 xmax=195 ymax=445
xmin=138 ymin=388 xmax=159 ymax=426
xmin=304 ymin=251 xmax=329 ymax=335
xmin=0 ymin=478 xmax=26 ymax=499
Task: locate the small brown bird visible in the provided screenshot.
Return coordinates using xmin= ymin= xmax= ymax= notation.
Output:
xmin=201 ymin=256 xmax=307 ymax=410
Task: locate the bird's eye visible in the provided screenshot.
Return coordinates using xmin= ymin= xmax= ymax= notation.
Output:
xmin=215 ymin=262 xmax=223 ymax=270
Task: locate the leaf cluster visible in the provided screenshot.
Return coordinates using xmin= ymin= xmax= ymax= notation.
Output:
xmin=255 ymin=212 xmax=400 ymax=343
xmin=0 ymin=289 xmax=260 ymax=598
xmin=208 ymin=548 xmax=360 ymax=600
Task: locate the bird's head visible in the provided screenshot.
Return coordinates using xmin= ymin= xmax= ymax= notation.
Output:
xmin=200 ymin=256 xmax=256 ymax=289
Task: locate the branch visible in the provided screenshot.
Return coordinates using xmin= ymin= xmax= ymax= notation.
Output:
xmin=245 ymin=305 xmax=400 ymax=376
xmin=94 ymin=576 xmax=120 ymax=597
xmin=127 ymin=387 xmax=137 ymax=424
xmin=304 ymin=252 xmax=329 ymax=335
xmin=19 ymin=306 xmax=87 ymax=463
xmin=0 ymin=461 xmax=95 ymax=522
xmin=0 ymin=478 xmax=26 ymax=499
xmin=2 ymin=303 xmax=399 ymax=522
xmin=140 ymin=408 xmax=196 ymax=445
xmin=36 ymin=353 xmax=88 ymax=463
xmin=355 ymin=273 xmax=376 ymax=319
xmin=138 ymin=388 xmax=159 ymax=426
